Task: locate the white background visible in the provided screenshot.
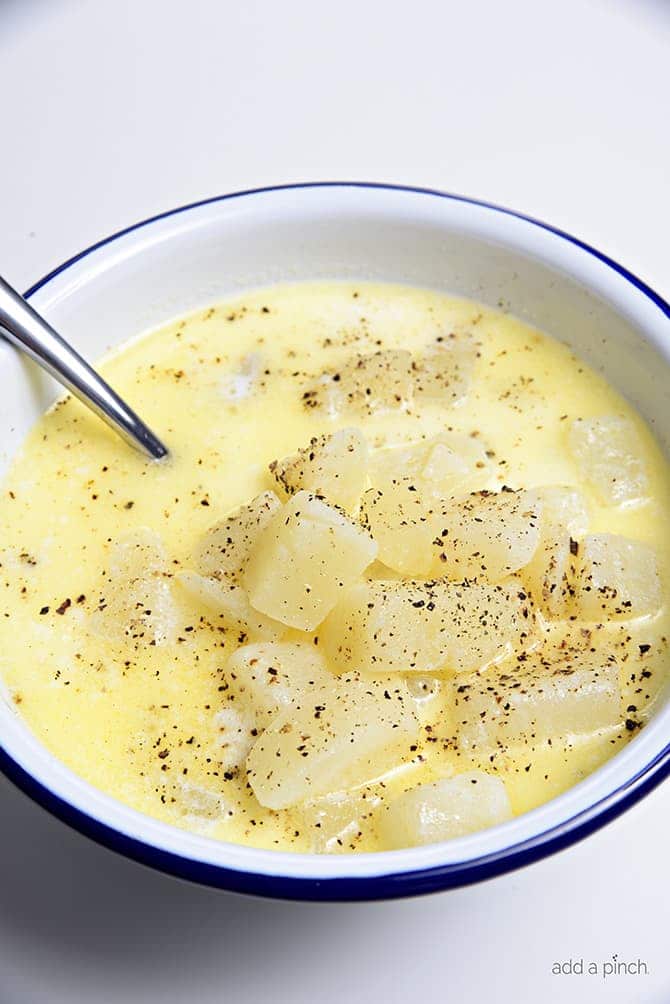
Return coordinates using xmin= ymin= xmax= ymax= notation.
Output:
xmin=0 ymin=1 xmax=668 ymax=1001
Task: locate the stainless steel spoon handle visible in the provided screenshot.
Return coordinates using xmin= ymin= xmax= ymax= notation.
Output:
xmin=0 ymin=275 xmax=168 ymax=460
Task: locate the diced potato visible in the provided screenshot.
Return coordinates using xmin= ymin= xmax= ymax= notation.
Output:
xmin=568 ymin=416 xmax=649 ymax=506
xmin=548 ymin=621 xmax=668 ymax=727
xmin=452 ymin=648 xmax=621 ymax=754
xmin=369 ymin=431 xmax=492 ymax=499
xmin=535 ymin=485 xmax=589 ymax=537
xmin=573 ymin=534 xmax=662 ymax=621
xmin=302 ymin=350 xmax=415 ymax=415
xmin=177 ymin=781 xmax=226 ymax=820
xmin=361 ymin=488 xmax=542 ymax=581
xmin=321 ymin=578 xmax=535 ymax=676
xmin=620 ymin=626 xmax=670 ymax=722
xmin=434 ymin=490 xmax=543 ymax=581
xmin=224 ymin=641 xmax=333 ymax=726
xmin=525 ymin=534 xmax=577 ymax=619
xmin=244 ymin=491 xmax=378 ymax=630
xmin=220 ymin=352 xmax=264 ymax=402
xmin=246 ymin=677 xmax=419 ymax=809
xmin=299 ymin=788 xmax=382 ymax=853
xmin=360 ymin=485 xmax=436 ymax=576
xmin=90 ymin=529 xmax=178 ymax=645
xmin=269 ymin=428 xmax=369 ymax=510
xmin=180 ymin=492 xmax=285 ymax=639
xmin=301 ymin=336 xmax=476 ymax=416
xmin=544 ymin=617 xmax=668 ymax=726
xmin=177 ymin=571 xmax=284 ymax=641
xmin=365 ymin=559 xmax=405 ymax=582
xmin=196 ymin=491 xmax=281 ymax=580
xmin=411 ymin=333 xmax=478 ymax=405
xmin=380 ymin=772 xmax=512 ymax=849
xmin=213 ymin=706 xmax=257 ymax=771
xmin=523 ymin=487 xmax=588 ymax=618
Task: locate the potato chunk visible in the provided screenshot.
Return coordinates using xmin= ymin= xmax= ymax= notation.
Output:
xmin=90 ymin=529 xmax=178 ymax=645
xmin=299 ymin=788 xmax=382 ymax=853
xmin=302 ymin=336 xmax=476 ymax=415
xmin=177 ymin=571 xmax=283 ymax=641
xmin=411 ymin=334 xmax=478 ymax=404
xmin=573 ymin=534 xmax=662 ymax=621
xmin=244 ymin=491 xmax=378 ymax=630
xmin=196 ymin=491 xmax=281 ymax=580
xmin=269 ymin=428 xmax=369 ymax=510
xmin=180 ymin=491 xmax=285 ymax=640
xmin=369 ymin=431 xmax=492 ymax=499
xmin=452 ymin=649 xmax=621 ymax=754
xmin=535 ymin=485 xmax=589 ymax=537
xmin=380 ymin=772 xmax=512 ymax=849
xmin=568 ymin=416 xmax=649 ymax=506
xmin=363 ymin=488 xmax=542 ymax=580
xmin=435 ymin=490 xmax=543 ymax=581
xmin=224 ymin=641 xmax=332 ymax=727
xmin=303 ymin=350 xmax=415 ymax=415
xmin=360 ymin=484 xmax=436 ymax=576
xmin=246 ymin=677 xmax=419 ymax=809
xmin=321 ymin=578 xmax=535 ymax=675
xmin=523 ymin=487 xmax=589 ymax=618
xmin=213 ymin=707 xmax=257 ymax=771
xmin=524 ymin=535 xmax=577 ymax=619
xmin=177 ymin=781 xmax=226 ymax=821
xmin=219 ymin=352 xmax=264 ymax=402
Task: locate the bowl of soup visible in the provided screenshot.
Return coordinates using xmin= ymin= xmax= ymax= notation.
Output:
xmin=0 ymin=182 xmax=668 ymax=900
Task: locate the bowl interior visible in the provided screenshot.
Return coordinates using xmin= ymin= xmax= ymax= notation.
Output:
xmin=1 ymin=184 xmax=668 ymax=891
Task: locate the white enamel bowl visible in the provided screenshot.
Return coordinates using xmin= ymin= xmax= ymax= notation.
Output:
xmin=1 ymin=183 xmax=669 ymax=900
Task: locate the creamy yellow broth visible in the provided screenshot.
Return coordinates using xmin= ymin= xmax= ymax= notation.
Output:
xmin=0 ymin=282 xmax=667 ymax=852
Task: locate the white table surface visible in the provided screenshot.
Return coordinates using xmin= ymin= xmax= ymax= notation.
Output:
xmin=0 ymin=1 xmax=668 ymax=1001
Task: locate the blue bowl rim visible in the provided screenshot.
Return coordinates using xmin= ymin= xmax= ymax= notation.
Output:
xmin=0 ymin=180 xmax=666 ymax=902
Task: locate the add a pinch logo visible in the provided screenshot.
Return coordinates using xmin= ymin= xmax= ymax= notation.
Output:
xmin=552 ymin=954 xmax=650 ymax=979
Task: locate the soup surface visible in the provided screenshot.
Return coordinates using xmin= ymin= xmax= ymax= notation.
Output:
xmin=0 ymin=282 xmax=667 ymax=853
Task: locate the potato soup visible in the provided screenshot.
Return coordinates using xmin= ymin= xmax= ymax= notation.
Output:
xmin=0 ymin=282 xmax=667 ymax=853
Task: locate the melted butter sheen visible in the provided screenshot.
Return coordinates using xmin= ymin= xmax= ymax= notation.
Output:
xmin=0 ymin=282 xmax=668 ymax=853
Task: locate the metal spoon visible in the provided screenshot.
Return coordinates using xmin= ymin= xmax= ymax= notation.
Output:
xmin=0 ymin=274 xmax=168 ymax=460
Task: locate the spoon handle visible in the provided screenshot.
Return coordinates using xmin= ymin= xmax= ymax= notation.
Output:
xmin=0 ymin=275 xmax=168 ymax=460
